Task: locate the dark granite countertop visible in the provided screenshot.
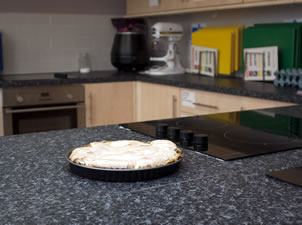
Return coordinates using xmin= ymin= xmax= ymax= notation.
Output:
xmin=1 ymin=106 xmax=302 ymax=224
xmin=1 ymin=70 xmax=302 ymax=103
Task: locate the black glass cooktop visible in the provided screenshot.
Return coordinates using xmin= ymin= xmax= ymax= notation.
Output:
xmin=267 ymin=166 xmax=302 ymax=187
xmin=121 ymin=106 xmax=302 ymax=161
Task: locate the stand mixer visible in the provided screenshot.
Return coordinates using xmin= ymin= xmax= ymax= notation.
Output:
xmin=142 ymin=22 xmax=185 ymax=75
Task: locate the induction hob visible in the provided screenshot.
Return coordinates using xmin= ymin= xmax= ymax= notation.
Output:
xmin=121 ymin=108 xmax=302 ymax=161
xmin=267 ymin=166 xmax=302 ymax=187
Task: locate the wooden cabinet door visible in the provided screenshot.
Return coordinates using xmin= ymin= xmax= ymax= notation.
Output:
xmin=127 ymin=0 xmax=185 ymax=15
xmin=84 ymin=82 xmax=136 ymax=127
xmin=185 ymin=0 xmax=242 ymax=8
xmin=136 ymin=82 xmax=179 ymax=121
xmin=127 ymin=0 xmax=150 ymax=15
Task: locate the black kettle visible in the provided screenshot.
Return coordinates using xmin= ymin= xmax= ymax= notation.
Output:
xmin=111 ymin=18 xmax=149 ymax=72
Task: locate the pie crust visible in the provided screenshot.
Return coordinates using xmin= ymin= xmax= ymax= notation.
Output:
xmin=69 ymin=140 xmax=183 ymax=169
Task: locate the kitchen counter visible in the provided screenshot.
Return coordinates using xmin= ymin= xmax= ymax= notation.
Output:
xmin=1 ymin=105 xmax=302 ymax=224
xmin=1 ymin=70 xmax=302 ymax=103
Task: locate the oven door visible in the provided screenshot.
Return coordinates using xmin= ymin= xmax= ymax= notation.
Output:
xmin=3 ymin=103 xmax=85 ymax=135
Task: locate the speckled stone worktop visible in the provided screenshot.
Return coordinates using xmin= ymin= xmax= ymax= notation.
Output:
xmin=1 ymin=70 xmax=302 ymax=103
xmin=1 ymin=109 xmax=302 ymax=224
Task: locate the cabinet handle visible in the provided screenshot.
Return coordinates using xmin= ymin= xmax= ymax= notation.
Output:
xmin=172 ymin=95 xmax=177 ymax=118
xmin=89 ymin=93 xmax=94 ymax=125
xmin=5 ymin=105 xmax=83 ymax=114
xmin=193 ymin=102 xmax=218 ymax=110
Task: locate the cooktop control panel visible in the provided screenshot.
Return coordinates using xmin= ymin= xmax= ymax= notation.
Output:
xmin=155 ymin=123 xmax=208 ymax=152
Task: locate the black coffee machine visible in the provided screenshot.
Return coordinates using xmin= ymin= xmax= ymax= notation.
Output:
xmin=111 ymin=18 xmax=149 ymax=72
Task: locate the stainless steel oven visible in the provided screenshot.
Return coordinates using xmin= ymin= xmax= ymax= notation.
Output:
xmin=2 ymin=84 xmax=85 ymax=135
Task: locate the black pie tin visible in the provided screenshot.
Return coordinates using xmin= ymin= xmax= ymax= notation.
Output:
xmin=66 ymin=151 xmax=183 ymax=182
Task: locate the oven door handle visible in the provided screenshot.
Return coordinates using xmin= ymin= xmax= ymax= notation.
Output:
xmin=5 ymin=105 xmax=83 ymax=114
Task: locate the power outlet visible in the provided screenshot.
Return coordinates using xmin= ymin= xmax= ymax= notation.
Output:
xmin=149 ymin=0 xmax=160 ymax=7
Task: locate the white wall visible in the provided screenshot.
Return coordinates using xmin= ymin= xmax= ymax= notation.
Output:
xmin=0 ymin=0 xmax=125 ymax=74
xmin=2 ymin=2 xmax=302 ymax=74
xmin=148 ymin=3 xmax=302 ymax=68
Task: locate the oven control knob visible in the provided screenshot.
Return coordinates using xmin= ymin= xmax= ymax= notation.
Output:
xmin=66 ymin=93 xmax=73 ymax=100
xmin=193 ymin=134 xmax=208 ymax=152
xmin=16 ymin=95 xmax=24 ymax=103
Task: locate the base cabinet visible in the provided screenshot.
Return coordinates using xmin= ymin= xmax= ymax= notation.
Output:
xmin=84 ymin=82 xmax=295 ymax=127
xmin=84 ymin=82 xmax=136 ymax=127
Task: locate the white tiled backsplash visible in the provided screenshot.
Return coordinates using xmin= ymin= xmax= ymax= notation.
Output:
xmin=0 ymin=13 xmax=117 ymax=74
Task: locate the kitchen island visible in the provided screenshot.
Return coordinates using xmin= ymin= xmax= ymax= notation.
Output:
xmin=1 ymin=106 xmax=302 ymax=224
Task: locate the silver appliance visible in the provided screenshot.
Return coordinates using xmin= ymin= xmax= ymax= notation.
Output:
xmin=142 ymin=22 xmax=185 ymax=75
xmin=1 ymin=84 xmax=85 ymax=135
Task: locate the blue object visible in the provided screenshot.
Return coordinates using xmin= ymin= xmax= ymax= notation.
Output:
xmin=0 ymin=33 xmax=3 ymax=72
xmin=274 ymin=68 xmax=302 ymax=88
xmin=192 ymin=24 xmax=203 ymax=32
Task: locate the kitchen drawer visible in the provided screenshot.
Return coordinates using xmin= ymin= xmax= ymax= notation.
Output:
xmin=180 ymin=88 xmax=295 ymax=116
xmin=180 ymin=89 xmax=243 ymax=115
